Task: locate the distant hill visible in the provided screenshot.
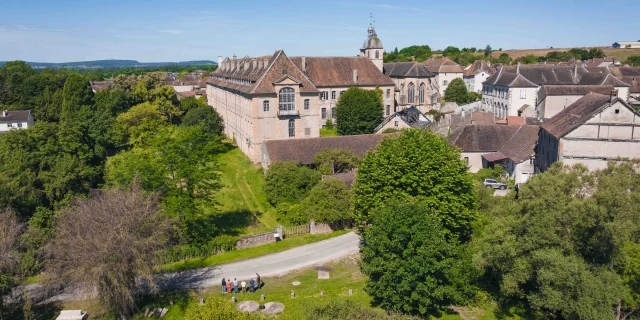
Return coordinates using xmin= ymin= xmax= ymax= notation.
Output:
xmin=0 ymin=59 xmax=217 ymax=69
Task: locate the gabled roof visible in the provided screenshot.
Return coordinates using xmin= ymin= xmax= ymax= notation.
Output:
xmin=290 ymin=56 xmax=395 ymax=87
xmin=383 ymin=62 xmax=435 ymax=78
xmin=264 ymin=134 xmax=392 ymax=165
xmin=0 ymin=110 xmax=31 ymax=122
xmin=423 ymin=57 xmax=463 ymax=74
xmin=471 ymin=112 xmax=496 ymax=125
xmin=447 ymin=125 xmax=520 ymax=152
xmin=374 ymin=106 xmax=431 ymax=131
xmin=610 ymin=67 xmax=640 ymax=77
xmin=463 ymin=60 xmax=497 ymax=77
xmin=497 ymin=125 xmax=540 ymax=163
xmin=578 ymin=73 xmax=630 ymax=87
xmin=541 ymin=92 xmax=630 ymax=138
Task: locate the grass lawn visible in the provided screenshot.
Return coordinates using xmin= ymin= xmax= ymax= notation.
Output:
xmin=214 ymin=147 xmax=279 ymax=235
xmin=137 ymin=256 xmax=490 ymax=320
xmin=157 ymin=230 xmax=350 ymax=273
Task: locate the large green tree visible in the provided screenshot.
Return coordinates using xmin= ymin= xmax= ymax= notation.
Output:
xmin=352 ymin=129 xmax=476 ymax=239
xmin=360 ymin=201 xmax=475 ymax=317
xmin=334 ymin=87 xmax=384 ymax=136
xmin=313 ymin=148 xmax=359 ymax=175
xmin=474 ymin=162 xmax=640 ymax=320
xmin=181 ymin=106 xmax=224 ymax=138
xmin=263 ymin=161 xmax=321 ymax=207
xmin=0 ymin=210 xmax=23 ymax=320
xmin=302 ymin=179 xmax=353 ymax=225
xmin=444 ymin=78 xmax=470 ymax=105
xmin=61 ymin=73 xmax=94 ymax=119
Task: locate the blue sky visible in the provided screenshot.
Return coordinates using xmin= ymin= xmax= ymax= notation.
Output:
xmin=0 ymin=0 xmax=638 ymax=63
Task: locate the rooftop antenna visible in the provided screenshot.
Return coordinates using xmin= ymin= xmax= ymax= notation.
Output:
xmin=373 ymin=14 xmax=376 ymax=28
xmin=369 ymin=13 xmax=373 ymax=26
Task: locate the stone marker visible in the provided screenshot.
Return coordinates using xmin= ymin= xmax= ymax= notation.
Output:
xmin=349 ymin=289 xmax=353 ymax=295
xmin=199 ymin=298 xmax=204 ymax=305
xmin=292 ymin=281 xmax=301 ymax=286
xmin=147 ymin=308 xmax=157 ymax=318
xmin=260 ymin=294 xmax=265 ymax=301
xmin=318 ymin=271 xmax=330 ymax=279
xmin=231 ymin=296 xmax=237 ymax=303
xmin=320 ymin=290 xmax=324 ymax=296
xmin=159 ymin=308 xmax=168 ymax=318
xmin=290 ymin=291 xmax=295 ymax=298
xmin=262 ymin=302 xmax=285 ymax=315
xmin=236 ymin=300 xmax=260 ymax=313
xmin=144 ymin=308 xmax=149 ymax=317
xmin=170 ymin=300 xmax=174 ymax=306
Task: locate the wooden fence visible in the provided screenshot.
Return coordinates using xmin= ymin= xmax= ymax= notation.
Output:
xmin=282 ymin=224 xmax=310 ymax=238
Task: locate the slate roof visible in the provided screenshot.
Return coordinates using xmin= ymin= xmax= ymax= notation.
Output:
xmin=375 ymin=106 xmax=431 ymax=131
xmin=264 ymin=134 xmax=392 ymax=165
xmin=471 ymin=112 xmax=496 ymax=125
xmin=363 ymin=26 xmax=383 ymax=49
xmin=463 ymin=60 xmax=497 ymax=77
xmin=497 ymin=125 xmax=540 ymax=163
xmin=537 ymin=85 xmax=615 ymax=102
xmin=577 ymin=73 xmax=630 ymax=87
xmin=423 ymin=58 xmax=463 ymax=74
xmin=610 ymin=67 xmax=640 ymax=77
xmin=90 ymin=80 xmax=112 ymax=92
xmin=290 ymin=56 xmax=395 ymax=87
xmin=0 ymin=110 xmax=31 ymax=122
xmin=447 ymin=125 xmax=520 ymax=152
xmin=502 ymin=65 xmax=577 ymax=85
xmin=383 ymin=62 xmax=434 ymax=78
xmin=541 ymin=92 xmax=618 ymax=138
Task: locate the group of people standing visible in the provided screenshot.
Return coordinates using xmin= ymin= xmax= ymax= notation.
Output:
xmin=222 ymin=273 xmax=261 ymax=294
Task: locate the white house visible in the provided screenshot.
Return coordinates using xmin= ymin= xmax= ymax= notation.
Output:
xmin=374 ymin=106 xmax=432 ymax=133
xmin=613 ymin=42 xmax=640 ymax=49
xmin=424 ymin=57 xmax=463 ymax=97
xmin=536 ymin=85 xmax=614 ymax=119
xmin=481 ymin=125 xmax=540 ymax=184
xmin=447 ymin=125 xmax=521 ymax=173
xmin=462 ymin=60 xmax=496 ymax=93
xmin=0 ymin=110 xmax=34 ymax=132
xmin=536 ymin=92 xmax=640 ymax=172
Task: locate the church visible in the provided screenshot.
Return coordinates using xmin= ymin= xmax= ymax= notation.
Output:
xmin=207 ymin=25 xmax=404 ymax=163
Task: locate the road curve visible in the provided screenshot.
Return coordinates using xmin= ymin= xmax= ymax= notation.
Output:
xmin=156 ymin=231 xmax=360 ymax=290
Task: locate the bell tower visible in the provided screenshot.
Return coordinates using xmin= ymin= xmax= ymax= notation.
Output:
xmin=359 ymin=16 xmax=383 ymax=72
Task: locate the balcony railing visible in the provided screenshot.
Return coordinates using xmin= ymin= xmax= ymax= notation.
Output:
xmin=278 ymin=109 xmax=299 ymax=116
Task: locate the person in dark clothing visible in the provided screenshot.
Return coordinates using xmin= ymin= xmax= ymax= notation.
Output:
xmin=255 ymin=273 xmax=261 ymax=290
xmin=222 ymin=278 xmax=227 ymax=293
xmin=249 ymin=278 xmax=255 ymax=293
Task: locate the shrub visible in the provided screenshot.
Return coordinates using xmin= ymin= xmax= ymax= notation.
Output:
xmin=307 ymin=299 xmax=405 ymax=320
xmin=381 ymin=128 xmax=399 ymax=134
xmin=302 ymin=179 xmax=353 ymax=225
xmin=275 ymin=203 xmax=308 ymax=225
xmin=264 ymin=162 xmax=321 ymax=206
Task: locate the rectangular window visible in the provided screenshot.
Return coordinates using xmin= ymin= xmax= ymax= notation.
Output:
xmin=263 ymin=100 xmax=269 ymax=112
xmin=394 ymin=121 xmax=399 ymax=127
xmin=304 ymin=99 xmax=310 ymax=110
xmin=464 ymin=157 xmax=469 ymax=164
xmin=7 ymin=123 xmax=13 ymax=128
xmin=321 ymin=108 xmax=327 ymax=119
xmin=331 ymin=91 xmax=336 ymax=100
xmin=520 ymin=89 xmax=526 ymax=99
xmin=340 ymin=90 xmax=345 ymax=96
xmin=331 ymin=107 xmax=336 ymax=118
xmin=386 ymin=89 xmax=390 ymax=98
xmin=289 ymin=119 xmax=295 ymax=137
xmin=386 ymin=105 xmax=390 ymax=116
xmin=17 ymin=123 xmax=22 ymax=128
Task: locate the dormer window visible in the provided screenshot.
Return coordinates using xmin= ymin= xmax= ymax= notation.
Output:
xmin=279 ymin=87 xmax=296 ymax=113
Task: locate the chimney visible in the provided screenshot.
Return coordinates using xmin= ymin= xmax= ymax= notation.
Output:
xmin=301 ymin=56 xmax=306 ymax=72
xmin=517 ymin=62 xmax=521 ymax=74
xmin=610 ymin=89 xmax=618 ymax=102
xmin=353 ymin=69 xmax=358 ymax=83
xmin=253 ymin=60 xmax=257 ymax=70
xmin=218 ymin=56 xmax=222 ymax=66
xmin=574 ymin=63 xmax=578 ymax=79
xmin=244 ymin=60 xmax=249 ymax=71
xmin=264 ymin=59 xmax=269 ymax=69
xmin=235 ymin=60 xmax=239 ymax=72
xmin=233 ymin=53 xmax=237 ymax=60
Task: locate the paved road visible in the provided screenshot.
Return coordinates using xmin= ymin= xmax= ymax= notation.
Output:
xmin=25 ymin=231 xmax=360 ymax=303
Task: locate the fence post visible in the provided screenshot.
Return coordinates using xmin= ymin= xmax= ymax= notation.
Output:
xmin=310 ymin=220 xmax=316 ymax=235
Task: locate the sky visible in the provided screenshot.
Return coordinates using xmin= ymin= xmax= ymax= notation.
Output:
xmin=0 ymin=0 xmax=638 ymax=63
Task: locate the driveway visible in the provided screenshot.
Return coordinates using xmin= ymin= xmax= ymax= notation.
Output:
xmin=25 ymin=231 xmax=360 ymax=303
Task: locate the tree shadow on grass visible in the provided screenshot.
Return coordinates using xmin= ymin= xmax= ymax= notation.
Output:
xmin=210 ymin=209 xmax=261 ymax=237
xmin=136 ymin=289 xmax=192 ymax=318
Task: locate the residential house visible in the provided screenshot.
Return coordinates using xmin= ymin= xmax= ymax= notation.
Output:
xmin=481 ymin=125 xmax=540 ymax=184
xmin=610 ymin=67 xmax=640 ymax=99
xmin=424 ymin=57 xmax=463 ymax=97
xmin=382 ymin=62 xmax=438 ymax=114
xmin=463 ymin=60 xmax=497 ymax=93
xmin=260 ymin=133 xmax=389 ymax=169
xmin=536 ymin=92 xmax=640 ymax=172
xmin=582 ymin=57 xmax=616 ymax=68
xmin=447 ymin=125 xmax=521 ymax=173
xmin=536 ymin=85 xmax=614 ymax=118
xmin=90 ymin=80 xmax=112 ymax=93
xmin=375 ymin=106 xmax=431 ymax=133
xmin=0 ymin=110 xmax=34 ymax=132
xmin=613 ymin=42 xmax=640 ymax=49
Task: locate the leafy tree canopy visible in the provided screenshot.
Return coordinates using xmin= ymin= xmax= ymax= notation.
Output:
xmin=335 ymin=87 xmax=383 ymax=136
xmin=263 ymin=161 xmax=321 ymax=207
xmin=360 ymin=201 xmax=476 ymax=317
xmin=313 ymin=148 xmax=359 ymax=175
xmin=302 ymin=179 xmax=353 ymax=225
xmin=181 ymin=105 xmax=224 ymax=139
xmin=444 ymin=78 xmax=471 ymax=105
xmin=352 ymin=129 xmax=476 ymax=239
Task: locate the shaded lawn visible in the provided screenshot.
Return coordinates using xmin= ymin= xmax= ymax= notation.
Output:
xmin=157 ymin=230 xmax=350 ymax=273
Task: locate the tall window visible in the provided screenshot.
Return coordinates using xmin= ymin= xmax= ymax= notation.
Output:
xmin=386 ymin=105 xmax=390 ymax=116
xmin=288 ymin=119 xmax=295 ymax=137
xmin=520 ymin=89 xmax=526 ymax=99
xmin=407 ymin=83 xmax=415 ymax=104
xmin=279 ymin=87 xmax=295 ymax=112
xmin=331 ymin=107 xmax=335 ymax=118
xmin=386 ymin=89 xmax=390 ymax=98
xmin=331 ymin=91 xmax=336 ymax=100
xmin=418 ymin=83 xmax=425 ymax=105
xmin=375 ymin=50 xmax=379 ymax=59
xmin=263 ymin=100 xmax=269 ymax=112
xmin=321 ymin=108 xmax=327 ymax=119
xmin=304 ymin=99 xmax=310 ymax=110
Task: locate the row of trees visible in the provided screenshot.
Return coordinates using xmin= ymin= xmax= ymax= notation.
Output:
xmin=383 ymin=45 xmax=495 ymax=65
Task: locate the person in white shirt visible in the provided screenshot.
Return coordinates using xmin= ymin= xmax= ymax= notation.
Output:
xmin=241 ymin=280 xmax=247 ymax=293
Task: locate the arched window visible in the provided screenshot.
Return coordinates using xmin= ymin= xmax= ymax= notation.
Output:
xmin=288 ymin=119 xmax=295 ymax=137
xmin=279 ymin=87 xmax=295 ymax=113
xmin=375 ymin=50 xmax=379 ymax=59
xmin=418 ymin=83 xmax=425 ymax=105
xmin=407 ymin=83 xmax=415 ymax=104
xmin=263 ymin=100 xmax=269 ymax=112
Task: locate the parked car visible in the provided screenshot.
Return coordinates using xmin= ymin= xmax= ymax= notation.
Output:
xmin=483 ymin=178 xmax=507 ymax=190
